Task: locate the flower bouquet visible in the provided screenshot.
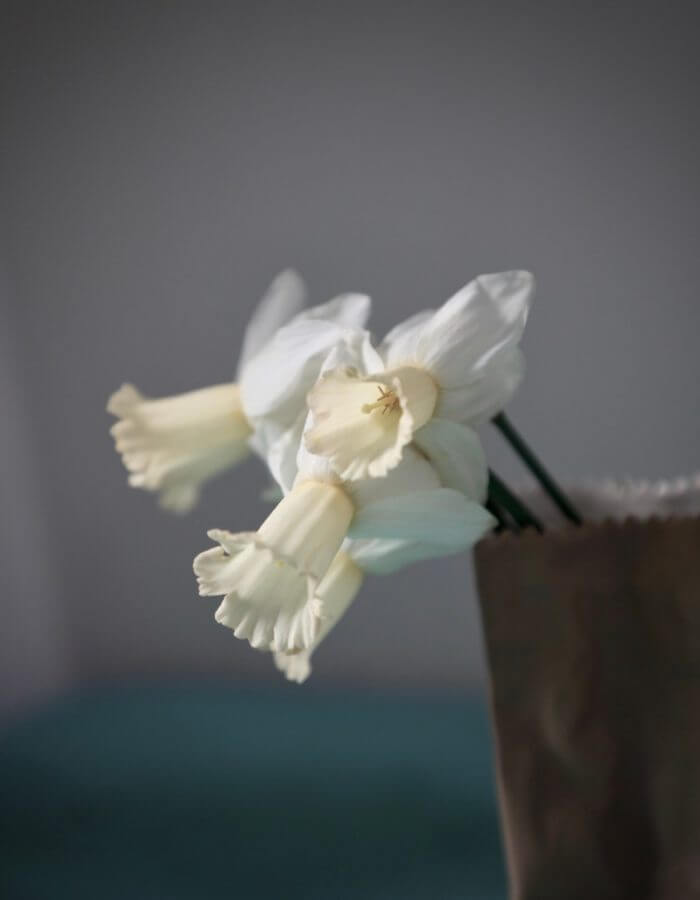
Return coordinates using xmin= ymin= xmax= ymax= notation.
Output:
xmin=108 ymin=270 xmax=697 ymax=898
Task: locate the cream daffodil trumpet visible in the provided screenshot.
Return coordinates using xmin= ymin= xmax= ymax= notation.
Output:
xmin=194 ymin=447 xmax=495 ymax=655
xmin=107 ymin=382 xmax=253 ymax=513
xmin=274 ymin=550 xmax=362 ymax=684
xmin=107 ymin=270 xmax=372 ymax=512
xmin=194 ymin=481 xmax=354 ymax=652
xmin=273 ymin=523 xmax=489 ymax=684
xmin=304 ymin=365 xmax=439 ymax=481
xmin=304 ymin=270 xmax=534 ymax=483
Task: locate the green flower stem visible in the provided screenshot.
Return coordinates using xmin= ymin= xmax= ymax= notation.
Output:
xmin=492 ymin=412 xmax=583 ymax=526
xmin=488 ymin=470 xmax=544 ymax=533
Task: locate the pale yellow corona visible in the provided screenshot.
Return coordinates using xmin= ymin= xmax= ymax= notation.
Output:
xmin=305 ymin=365 xmax=438 ymax=482
xmin=108 ymin=382 xmax=252 ymax=512
xmin=194 ymin=480 xmax=355 ymax=653
xmin=274 ymin=550 xmax=364 ymax=683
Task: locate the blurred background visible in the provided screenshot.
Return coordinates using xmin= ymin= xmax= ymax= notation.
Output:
xmin=2 ymin=2 xmax=699 ymax=897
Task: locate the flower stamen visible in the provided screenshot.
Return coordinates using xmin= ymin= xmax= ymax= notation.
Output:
xmin=362 ymin=386 xmax=400 ymax=416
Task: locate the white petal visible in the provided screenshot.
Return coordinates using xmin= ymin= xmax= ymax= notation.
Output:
xmin=348 ymin=445 xmax=441 ymax=509
xmin=345 ymin=538 xmax=426 ymax=574
xmin=421 ymin=270 xmax=533 ymax=383
xmin=236 ymin=270 xmax=307 ymax=376
xmin=295 ymin=445 xmax=441 ymax=530
xmin=379 ymin=309 xmax=434 ymax=360
xmin=296 ymin=293 xmax=371 ymax=329
xmin=436 ymin=345 xmax=525 ymax=424
xmin=347 ymin=537 xmax=468 ymax=575
xmin=381 ymin=271 xmax=533 ymax=420
xmin=295 ymin=424 xmax=340 ymax=485
xmin=412 ymin=419 xmax=488 ymax=502
xmin=249 ymin=413 xmax=305 ymax=495
xmin=108 ymin=382 xmax=251 ymax=513
xmin=240 ymin=316 xmax=370 ymax=429
xmin=316 ymin=330 xmax=384 ymax=380
xmin=349 ymin=487 xmax=495 ymax=548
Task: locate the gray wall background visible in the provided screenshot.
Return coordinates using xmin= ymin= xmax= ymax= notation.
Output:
xmin=2 ymin=1 xmax=699 ymax=716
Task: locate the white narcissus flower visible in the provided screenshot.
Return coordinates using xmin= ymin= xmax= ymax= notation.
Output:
xmin=273 ymin=414 xmax=492 ymax=683
xmin=107 ymin=271 xmax=371 ymax=512
xmin=304 ymin=270 xmax=533 ymax=483
xmin=299 ymin=331 xmax=490 ymax=502
xmin=194 ymin=446 xmax=494 ymax=654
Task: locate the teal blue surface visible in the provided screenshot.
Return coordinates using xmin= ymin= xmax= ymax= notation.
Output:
xmin=0 ymin=685 xmax=506 ymax=899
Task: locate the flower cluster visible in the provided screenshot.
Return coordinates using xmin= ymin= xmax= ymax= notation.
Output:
xmin=108 ymin=268 xmax=534 ymax=681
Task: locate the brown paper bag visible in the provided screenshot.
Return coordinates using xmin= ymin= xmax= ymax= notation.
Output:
xmin=474 ymin=515 xmax=700 ymax=899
